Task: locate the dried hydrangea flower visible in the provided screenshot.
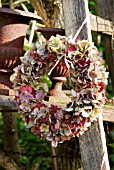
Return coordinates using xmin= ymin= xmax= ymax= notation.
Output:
xmin=12 ymin=34 xmax=108 ymax=147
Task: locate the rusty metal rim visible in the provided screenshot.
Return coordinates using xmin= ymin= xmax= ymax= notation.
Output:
xmin=37 ymin=27 xmax=65 ymax=34
xmin=0 ymin=7 xmax=41 ymax=20
xmin=0 ymin=69 xmax=14 ymax=73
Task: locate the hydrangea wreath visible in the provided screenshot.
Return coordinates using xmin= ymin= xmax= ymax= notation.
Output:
xmin=12 ymin=34 xmax=108 ymax=147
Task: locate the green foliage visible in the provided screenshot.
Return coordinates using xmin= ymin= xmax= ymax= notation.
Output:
xmin=23 ymin=38 xmax=32 ymax=51
xmin=0 ymin=112 xmax=52 ymax=170
xmin=1 ymin=0 xmax=34 ymax=12
xmin=17 ymin=115 xmax=52 ymax=170
xmin=88 ymin=0 xmax=97 ymax=15
xmin=43 ymin=75 xmax=52 ymax=88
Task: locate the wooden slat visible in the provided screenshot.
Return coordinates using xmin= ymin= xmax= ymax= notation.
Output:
xmin=0 ymin=96 xmax=114 ymax=122
xmin=103 ymin=105 xmax=114 ymax=122
xmin=0 ymin=96 xmax=16 ymax=111
xmin=90 ymin=14 xmax=113 ymax=35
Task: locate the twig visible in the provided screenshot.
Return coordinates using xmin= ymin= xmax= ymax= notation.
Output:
xmin=13 ymin=0 xmax=28 ymax=5
xmin=9 ymin=0 xmax=14 ymax=9
xmin=29 ymin=10 xmax=37 ymax=45
xmin=51 ymin=144 xmax=58 ymax=170
xmin=0 ymin=0 xmax=2 ymax=7
xmin=13 ymin=0 xmax=28 ymax=8
xmin=20 ymin=2 xmax=29 ymax=12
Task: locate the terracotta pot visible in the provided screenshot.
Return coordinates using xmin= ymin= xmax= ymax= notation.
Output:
xmin=0 ymin=7 xmax=40 ymax=95
xmin=37 ymin=27 xmax=65 ymax=39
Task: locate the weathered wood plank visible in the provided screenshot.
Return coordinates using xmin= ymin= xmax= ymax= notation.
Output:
xmin=0 ymin=95 xmax=21 ymax=165
xmin=95 ymin=0 xmax=113 ymax=21
xmin=0 ymin=96 xmax=114 ymax=122
xmin=62 ymin=0 xmax=110 ymax=170
xmin=0 ymin=150 xmax=23 ymax=170
xmin=2 ymin=111 xmax=21 ymax=164
xmin=90 ymin=14 xmax=113 ymax=35
xmin=95 ymin=0 xmax=114 ymax=95
xmin=103 ymin=105 xmax=114 ymax=122
xmin=79 ymin=113 xmax=110 ymax=170
xmin=0 ymin=96 xmax=17 ymax=111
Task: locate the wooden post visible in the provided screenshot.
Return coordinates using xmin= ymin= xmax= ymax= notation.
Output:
xmin=0 ymin=97 xmax=23 ymax=169
xmin=0 ymin=0 xmax=2 ymax=7
xmin=0 ymin=97 xmax=22 ymax=167
xmin=95 ymin=0 xmax=114 ymax=95
xmin=2 ymin=111 xmax=21 ymax=164
xmin=61 ymin=0 xmax=110 ymax=169
xmin=79 ymin=114 xmax=110 ymax=170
